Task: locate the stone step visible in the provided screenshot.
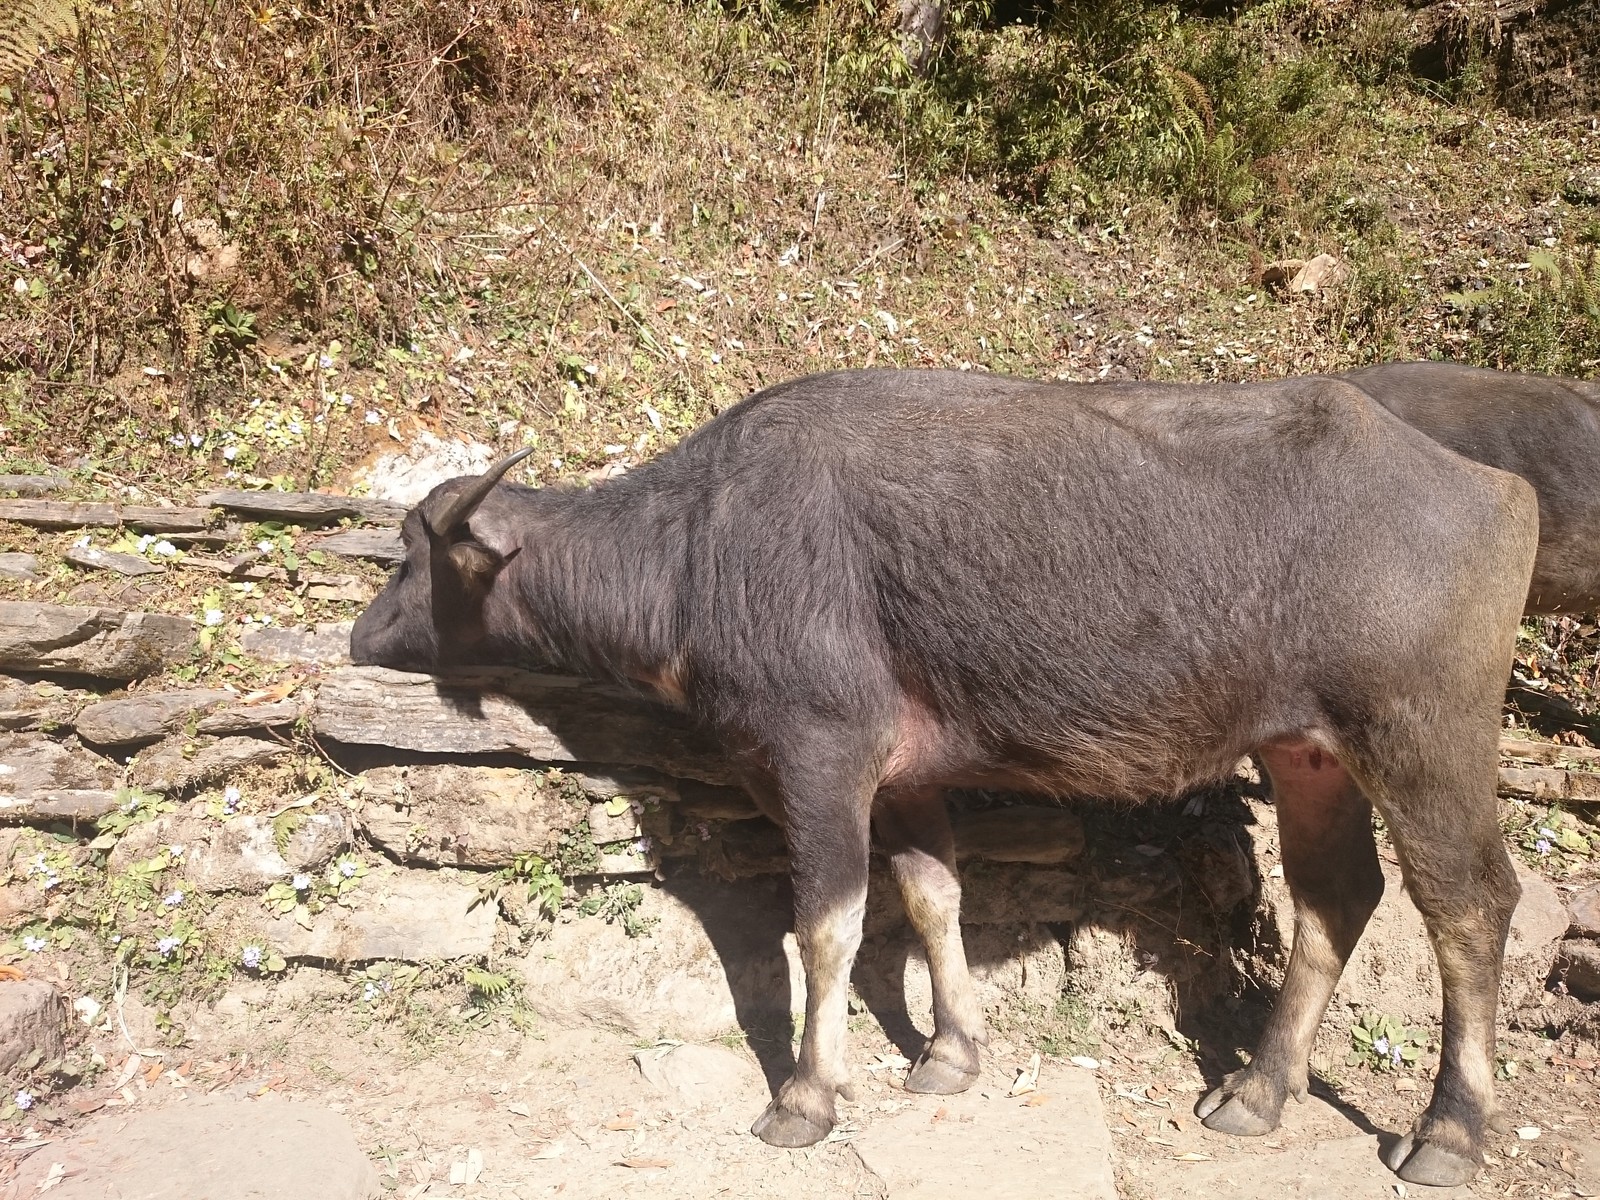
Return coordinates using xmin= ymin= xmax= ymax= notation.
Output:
xmin=851 ymin=1061 xmax=1116 ymax=1199
xmin=10 ymin=1095 xmax=379 ymax=1199
xmin=0 ymin=498 xmax=217 ymax=532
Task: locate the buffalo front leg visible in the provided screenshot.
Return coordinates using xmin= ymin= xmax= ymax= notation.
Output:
xmin=750 ymin=760 xmax=874 ymax=1148
xmin=873 ymin=786 xmax=987 ymax=1094
xmin=1198 ymin=741 xmax=1384 ymax=1136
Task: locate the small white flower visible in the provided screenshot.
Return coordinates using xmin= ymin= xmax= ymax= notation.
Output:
xmin=22 ymin=936 xmax=47 ymax=953
xmin=222 ymin=445 xmax=237 ymax=461
xmin=292 ymin=874 xmax=311 ymax=892
xmin=258 ymin=614 xmax=272 ymax=626
xmin=256 ymin=540 xmax=274 ymax=555
xmin=204 ymin=609 xmax=224 ymax=626
xmin=340 ymin=393 xmax=353 ymax=406
xmin=169 ymin=434 xmax=187 ymax=448
xmin=136 ymin=534 xmax=155 ymax=552
xmin=189 ymin=433 xmax=203 ymax=447
xmin=287 ymin=421 xmax=302 ymax=435
xmin=153 ymin=540 xmax=178 ymax=557
xmin=72 ymin=534 xmax=91 ymax=548
xmin=364 ymin=410 xmax=381 ymax=425
xmin=168 ymin=844 xmax=185 ymax=859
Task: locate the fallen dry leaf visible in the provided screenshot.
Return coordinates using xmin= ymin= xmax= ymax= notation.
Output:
xmin=1023 ymin=1092 xmax=1051 ymax=1107
xmin=604 ymin=1110 xmax=638 ymax=1131
xmin=35 ymin=1162 xmax=65 ymax=1192
xmin=618 ymin=1158 xmax=673 ymax=1170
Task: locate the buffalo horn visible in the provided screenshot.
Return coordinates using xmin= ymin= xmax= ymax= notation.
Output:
xmin=429 ymin=447 xmax=534 ymax=538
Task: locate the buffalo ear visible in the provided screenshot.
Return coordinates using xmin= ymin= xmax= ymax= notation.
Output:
xmin=446 ymin=540 xmax=513 ymax=595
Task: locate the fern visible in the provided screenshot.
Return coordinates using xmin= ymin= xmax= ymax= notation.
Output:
xmin=464 ymin=966 xmax=512 ymax=1003
xmin=0 ymin=0 xmax=78 ymax=79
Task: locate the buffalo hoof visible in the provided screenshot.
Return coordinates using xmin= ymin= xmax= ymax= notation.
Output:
xmin=752 ymin=1099 xmax=832 ymax=1149
xmin=904 ymin=1052 xmax=979 ymax=1096
xmin=1195 ymin=1084 xmax=1278 ymax=1137
xmin=1384 ymin=1132 xmax=1480 ymax=1188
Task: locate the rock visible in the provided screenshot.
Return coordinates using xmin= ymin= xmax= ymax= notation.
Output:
xmin=0 ymin=732 xmax=120 ymax=823
xmin=353 ymin=432 xmax=499 ymax=506
xmin=1501 ymin=736 xmax=1600 ymax=768
xmin=309 ymin=527 xmax=405 ymax=566
xmin=130 ymin=735 xmax=291 ymax=793
xmin=518 ymin=876 xmax=794 ymax=1040
xmin=75 ymin=689 xmax=233 ymax=746
xmin=196 ymin=697 xmax=303 ymax=735
xmin=1498 ymin=765 xmax=1600 ymax=804
xmin=0 ymin=979 xmax=68 ymax=1072
xmin=184 ymin=812 xmax=349 ymax=893
xmin=633 ymin=1042 xmax=764 ymax=1110
xmin=1570 ymin=883 xmax=1600 ymax=938
xmin=853 ymin=1064 xmax=1117 ymax=1200
xmin=588 ymin=800 xmax=641 ymax=845
xmin=0 ymin=601 xmax=195 ymax=680
xmin=0 ymin=499 xmax=216 ymax=532
xmin=952 ymin=806 xmax=1085 ymax=864
xmin=1561 ymin=939 xmax=1600 ymax=1001
xmin=1568 ymin=166 xmax=1600 ymax=206
xmin=261 ymin=871 xmax=496 ymax=962
xmin=0 ymin=474 xmax=69 ymax=496
xmin=0 ymin=680 xmax=78 ymax=733
xmin=241 ymin=622 xmax=353 ymax=666
xmin=9 ymin=1095 xmax=379 ymax=1200
xmin=958 ymin=863 xmax=1084 ymax=925
xmin=315 ymin=666 xmax=733 ymax=784
xmin=0 ymin=552 xmax=41 ymax=582
xmin=64 ymin=545 xmax=165 ymax=577
xmin=678 ymin=780 xmax=761 ymax=821
xmin=1567 ymin=1135 xmax=1600 ymax=1199
xmin=197 ymin=488 xmax=407 ymax=526
xmin=518 ymin=873 xmax=1067 ymax=1042
xmin=359 ymin=764 xmax=582 ymax=868
xmin=1132 ymin=1128 xmax=1474 ymax=1200
xmin=1289 ymin=253 xmax=1350 ymax=293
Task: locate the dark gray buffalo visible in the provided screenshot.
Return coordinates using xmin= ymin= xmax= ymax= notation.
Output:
xmin=350 ymin=370 xmax=1538 ymax=1187
xmin=1336 ymin=361 xmax=1600 ymax=615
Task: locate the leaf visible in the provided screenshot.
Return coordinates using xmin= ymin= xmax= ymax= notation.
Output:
xmin=604 ymin=796 xmax=631 ymax=817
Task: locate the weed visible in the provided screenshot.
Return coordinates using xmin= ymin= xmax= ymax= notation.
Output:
xmin=1446 ymin=249 xmax=1600 ymax=376
xmin=1348 ymin=1012 xmax=1428 ymax=1072
xmin=575 ymin=882 xmax=657 ymax=938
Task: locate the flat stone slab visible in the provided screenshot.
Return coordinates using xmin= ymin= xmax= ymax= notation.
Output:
xmin=198 ymin=488 xmax=407 ymax=526
xmin=64 ymin=545 xmax=166 ymax=576
xmin=130 ymin=735 xmax=291 ymax=793
xmin=263 ymin=871 xmax=495 ymax=962
xmin=0 ymin=498 xmax=216 ymax=532
xmin=0 ymin=680 xmax=78 ymax=732
xmin=1130 ymin=1130 xmax=1473 ymax=1199
xmin=0 ymin=979 xmax=68 ymax=1072
xmin=241 ymin=622 xmax=352 ymax=666
xmin=0 ymin=601 xmax=195 ymax=680
xmin=852 ymin=1061 xmax=1116 ymax=1199
xmin=312 ymin=527 xmax=404 ymax=565
xmin=953 ymin=806 xmax=1085 ymax=864
xmin=11 ymin=1095 xmax=379 ymax=1199
xmin=75 ymin=688 xmax=233 ymax=746
xmin=0 ymin=732 xmax=120 ymax=823
xmin=1498 ymin=764 xmax=1600 ymax=804
xmin=0 ymin=552 xmax=41 ymax=582
xmin=0 ymin=473 xmax=69 ymax=496
xmin=315 ymin=666 xmax=733 ymax=784
xmin=196 ymin=697 xmax=304 ymax=735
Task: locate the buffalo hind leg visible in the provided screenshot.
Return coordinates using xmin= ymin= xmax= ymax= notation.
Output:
xmin=749 ymin=754 xmax=874 ymax=1149
xmin=1199 ymin=741 xmax=1383 ymax=1136
xmin=873 ymin=786 xmax=987 ymax=1094
xmin=1362 ymin=725 xmax=1518 ymax=1188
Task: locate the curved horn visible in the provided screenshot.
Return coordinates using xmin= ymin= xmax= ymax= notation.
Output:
xmin=429 ymin=447 xmax=534 ymax=539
